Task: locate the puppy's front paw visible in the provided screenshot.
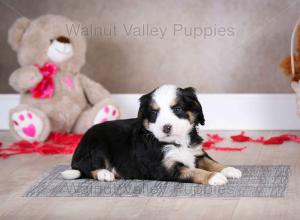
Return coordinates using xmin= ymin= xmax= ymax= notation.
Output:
xmin=221 ymin=167 xmax=242 ymax=179
xmin=97 ymin=169 xmax=115 ymax=181
xmin=208 ymin=172 xmax=228 ymax=186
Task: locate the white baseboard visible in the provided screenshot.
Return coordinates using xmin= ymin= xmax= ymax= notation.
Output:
xmin=0 ymin=94 xmax=299 ymax=130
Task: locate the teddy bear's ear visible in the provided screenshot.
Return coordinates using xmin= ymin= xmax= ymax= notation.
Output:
xmin=8 ymin=17 xmax=31 ymax=51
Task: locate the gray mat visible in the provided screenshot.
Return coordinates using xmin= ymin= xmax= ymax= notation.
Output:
xmin=24 ymin=165 xmax=290 ymax=198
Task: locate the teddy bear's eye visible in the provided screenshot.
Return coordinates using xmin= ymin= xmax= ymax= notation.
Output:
xmin=50 ymin=39 xmax=54 ymax=44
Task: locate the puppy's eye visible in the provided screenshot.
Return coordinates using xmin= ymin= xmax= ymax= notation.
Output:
xmin=148 ymin=109 xmax=159 ymax=122
xmin=173 ymin=106 xmax=183 ymax=113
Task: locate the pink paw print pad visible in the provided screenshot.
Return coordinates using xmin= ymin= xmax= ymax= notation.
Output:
xmin=12 ymin=110 xmax=43 ymax=141
xmin=93 ymin=105 xmax=119 ymax=124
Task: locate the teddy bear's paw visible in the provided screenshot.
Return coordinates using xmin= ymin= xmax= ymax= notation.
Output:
xmin=93 ymin=105 xmax=119 ymax=124
xmin=11 ymin=110 xmax=43 ymax=142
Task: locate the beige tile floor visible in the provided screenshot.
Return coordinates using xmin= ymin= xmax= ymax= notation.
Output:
xmin=0 ymin=131 xmax=299 ymax=220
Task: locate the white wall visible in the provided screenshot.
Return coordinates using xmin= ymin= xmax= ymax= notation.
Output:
xmin=1 ymin=94 xmax=300 ymax=130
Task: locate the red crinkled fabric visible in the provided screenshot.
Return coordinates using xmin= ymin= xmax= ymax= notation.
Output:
xmin=0 ymin=133 xmax=82 ymax=159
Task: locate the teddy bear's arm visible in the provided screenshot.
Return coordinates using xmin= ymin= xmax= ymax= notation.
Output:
xmin=78 ymin=74 xmax=111 ymax=104
xmin=279 ymin=56 xmax=292 ymax=76
xmin=9 ymin=66 xmax=42 ymax=93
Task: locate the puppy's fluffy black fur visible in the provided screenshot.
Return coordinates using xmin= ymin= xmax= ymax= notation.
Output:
xmin=71 ymin=86 xmax=205 ymax=182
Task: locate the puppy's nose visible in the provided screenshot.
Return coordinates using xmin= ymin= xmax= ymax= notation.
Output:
xmin=163 ymin=124 xmax=172 ymax=134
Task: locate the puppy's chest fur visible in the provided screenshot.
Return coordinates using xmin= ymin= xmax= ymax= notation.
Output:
xmin=162 ymin=144 xmax=204 ymax=169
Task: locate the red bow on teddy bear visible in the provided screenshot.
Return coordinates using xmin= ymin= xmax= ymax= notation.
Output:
xmin=31 ymin=63 xmax=58 ymax=98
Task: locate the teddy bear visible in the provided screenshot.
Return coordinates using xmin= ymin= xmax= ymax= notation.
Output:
xmin=279 ymin=25 xmax=300 ymax=82
xmin=7 ymin=14 xmax=120 ymax=142
xmin=278 ymin=24 xmax=300 ymax=115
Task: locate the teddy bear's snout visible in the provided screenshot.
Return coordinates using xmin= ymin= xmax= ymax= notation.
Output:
xmin=47 ymin=35 xmax=74 ymax=63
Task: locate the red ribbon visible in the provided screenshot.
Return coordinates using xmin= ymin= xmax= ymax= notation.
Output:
xmin=31 ymin=63 xmax=58 ymax=98
xmin=202 ymin=131 xmax=300 ymax=152
xmin=231 ymin=131 xmax=300 ymax=145
xmin=203 ymin=134 xmax=247 ymax=152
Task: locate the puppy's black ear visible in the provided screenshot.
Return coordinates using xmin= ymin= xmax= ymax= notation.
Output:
xmin=137 ymin=91 xmax=153 ymax=119
xmin=181 ymin=87 xmax=205 ymax=126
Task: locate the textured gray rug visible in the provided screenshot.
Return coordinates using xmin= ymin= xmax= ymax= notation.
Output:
xmin=24 ymin=165 xmax=290 ymax=198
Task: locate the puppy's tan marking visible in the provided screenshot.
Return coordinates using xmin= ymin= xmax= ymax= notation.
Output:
xmin=143 ymin=119 xmax=149 ymax=129
xmin=186 ymin=111 xmax=196 ymax=123
xmin=180 ymin=167 xmax=215 ymax=185
xmin=150 ymin=101 xmax=159 ymax=110
xmin=197 ymin=157 xmax=225 ymax=172
xmin=91 ymin=169 xmax=100 ymax=179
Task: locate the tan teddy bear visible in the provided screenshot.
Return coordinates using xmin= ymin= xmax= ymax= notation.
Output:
xmin=279 ymin=25 xmax=300 ymax=82
xmin=8 ymin=14 xmax=120 ymax=142
xmin=279 ymin=24 xmax=300 ymax=114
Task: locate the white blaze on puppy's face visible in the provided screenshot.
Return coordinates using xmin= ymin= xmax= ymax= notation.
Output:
xmin=148 ymin=85 xmax=193 ymax=145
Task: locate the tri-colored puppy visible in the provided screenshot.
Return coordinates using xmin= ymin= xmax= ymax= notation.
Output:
xmin=62 ymin=85 xmax=242 ymax=185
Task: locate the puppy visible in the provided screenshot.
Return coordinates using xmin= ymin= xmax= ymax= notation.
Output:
xmin=62 ymin=85 xmax=241 ymax=185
